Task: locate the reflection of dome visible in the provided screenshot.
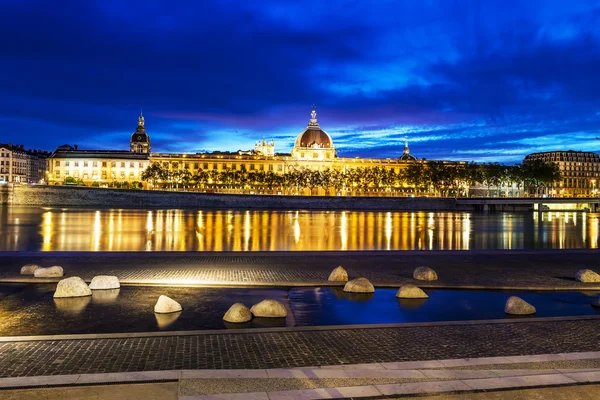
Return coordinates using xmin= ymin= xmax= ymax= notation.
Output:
xmin=294 ymin=127 xmax=333 ymax=148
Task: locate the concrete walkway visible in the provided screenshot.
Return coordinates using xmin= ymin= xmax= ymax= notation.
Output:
xmin=0 ymin=352 xmax=599 ymax=399
xmin=2 ymin=250 xmax=600 ymax=290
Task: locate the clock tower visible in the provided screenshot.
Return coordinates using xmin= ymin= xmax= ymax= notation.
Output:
xmin=130 ymin=111 xmax=151 ymax=154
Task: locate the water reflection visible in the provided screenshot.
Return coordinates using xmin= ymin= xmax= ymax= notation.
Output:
xmin=91 ymin=289 xmax=121 ymax=305
xmin=54 ymin=296 xmax=91 ymax=315
xmin=155 ymin=311 xmax=182 ymax=329
xmin=0 ymin=206 xmax=599 ymax=251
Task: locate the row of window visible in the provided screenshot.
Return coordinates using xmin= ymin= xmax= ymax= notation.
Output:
xmin=55 ymin=171 xmax=139 ymax=179
xmin=157 ymin=161 xmax=284 ymax=172
xmin=0 ymin=161 xmax=28 ymax=167
xmin=54 ymin=161 xmax=146 ymax=168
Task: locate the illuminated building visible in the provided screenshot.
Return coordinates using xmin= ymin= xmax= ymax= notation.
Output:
xmin=47 ymin=108 xmax=439 ymax=192
xmin=47 ymin=112 xmax=150 ymax=184
xmin=0 ymin=143 xmax=50 ymax=183
xmin=524 ymin=151 xmax=600 ymax=197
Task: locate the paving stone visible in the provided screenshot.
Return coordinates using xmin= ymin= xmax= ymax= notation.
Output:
xmin=2 ymin=251 xmax=600 ymax=289
xmin=375 ymin=380 xmax=471 ymax=395
xmin=267 ymin=385 xmax=381 ymax=400
xmin=462 ymin=374 xmax=577 ymax=390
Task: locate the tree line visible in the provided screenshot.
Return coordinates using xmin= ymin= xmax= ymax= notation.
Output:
xmin=140 ymin=159 xmax=561 ymax=197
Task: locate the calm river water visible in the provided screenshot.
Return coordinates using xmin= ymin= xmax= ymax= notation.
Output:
xmin=0 ymin=206 xmax=598 ymax=252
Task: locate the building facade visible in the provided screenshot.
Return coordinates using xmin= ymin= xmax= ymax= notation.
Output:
xmin=524 ymin=150 xmax=600 ymax=196
xmin=0 ymin=143 xmax=50 ymax=184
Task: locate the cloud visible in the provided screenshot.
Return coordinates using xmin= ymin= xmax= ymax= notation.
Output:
xmin=0 ymin=0 xmax=600 ymax=162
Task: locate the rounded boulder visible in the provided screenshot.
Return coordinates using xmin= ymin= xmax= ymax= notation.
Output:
xmin=396 ymin=284 xmax=429 ymax=299
xmin=34 ymin=266 xmax=64 ymax=278
xmin=575 ymin=269 xmax=600 ymax=283
xmin=343 ymin=277 xmax=375 ymax=293
xmin=53 ymin=277 xmax=92 ymax=298
xmin=154 ymin=295 xmax=183 ymax=314
xmin=250 ymin=299 xmax=287 ymax=318
xmin=413 ymin=266 xmax=438 ymax=281
xmin=328 ymin=266 xmax=349 ymax=282
xmin=89 ymin=275 xmax=121 ymax=290
xmin=21 ymin=264 xmax=41 ymax=275
xmin=504 ymin=296 xmax=536 ymax=315
xmin=223 ymin=303 xmax=253 ymax=323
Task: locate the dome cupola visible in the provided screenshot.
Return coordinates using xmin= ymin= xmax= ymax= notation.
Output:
xmin=291 ymin=107 xmax=336 ymax=160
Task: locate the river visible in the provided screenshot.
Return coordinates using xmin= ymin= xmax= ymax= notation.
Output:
xmin=0 ymin=206 xmax=598 ymax=252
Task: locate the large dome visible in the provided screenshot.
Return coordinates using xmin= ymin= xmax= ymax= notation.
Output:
xmin=294 ymin=126 xmax=333 ymax=148
xmin=293 ymin=108 xmax=334 ymax=149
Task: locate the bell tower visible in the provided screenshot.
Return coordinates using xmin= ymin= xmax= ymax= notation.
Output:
xmin=130 ymin=110 xmax=151 ymax=154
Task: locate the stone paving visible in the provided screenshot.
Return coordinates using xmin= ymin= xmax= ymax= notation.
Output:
xmin=0 ymin=318 xmax=598 ymax=378
xmin=1 ymin=250 xmax=600 ymax=289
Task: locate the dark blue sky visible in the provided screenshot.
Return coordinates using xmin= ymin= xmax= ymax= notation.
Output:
xmin=2 ymin=0 xmax=600 ymax=163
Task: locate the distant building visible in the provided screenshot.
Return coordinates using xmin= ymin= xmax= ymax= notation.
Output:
xmin=47 ymin=111 xmax=151 ymax=184
xmin=524 ymin=150 xmax=600 ymax=196
xmin=0 ymin=143 xmax=50 ymax=184
xmin=47 ymin=108 xmax=435 ymax=194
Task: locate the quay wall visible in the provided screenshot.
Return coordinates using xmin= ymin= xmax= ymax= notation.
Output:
xmin=0 ymin=184 xmax=457 ymax=211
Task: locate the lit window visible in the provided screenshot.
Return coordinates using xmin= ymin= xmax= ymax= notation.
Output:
xmin=83 ymin=162 xmax=88 ymax=167
xmin=121 ymin=162 xmax=125 ymax=168
xmin=74 ymin=162 xmax=79 ymax=167
xmin=102 ymin=161 xmax=107 ymax=167
xmin=250 ymin=164 xmax=255 ymax=170
xmin=130 ymin=162 xmax=135 ymax=168
xmin=111 ymin=161 xmax=116 ymax=167
xmin=92 ymin=161 xmax=98 ymax=167
xmin=55 ymin=161 xmax=60 ymax=166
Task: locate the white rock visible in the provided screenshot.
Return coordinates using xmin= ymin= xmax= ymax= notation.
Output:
xmin=53 ymin=277 xmax=92 ymax=298
xmin=328 ymin=266 xmax=349 ymax=282
xmin=504 ymin=296 xmax=536 ymax=315
xmin=20 ymin=264 xmax=41 ymax=275
xmin=343 ymin=277 xmax=375 ymax=293
xmin=413 ymin=266 xmax=438 ymax=281
xmin=250 ymin=299 xmax=287 ymax=318
xmin=34 ymin=266 xmax=64 ymax=278
xmin=223 ymin=303 xmax=253 ymax=323
xmin=89 ymin=275 xmax=120 ymax=290
xmin=396 ymin=284 xmax=429 ymax=299
xmin=154 ymin=295 xmax=183 ymax=314
xmin=575 ymin=269 xmax=600 ymax=283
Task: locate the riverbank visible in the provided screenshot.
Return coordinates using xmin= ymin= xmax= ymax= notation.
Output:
xmin=0 ymin=184 xmax=457 ymax=210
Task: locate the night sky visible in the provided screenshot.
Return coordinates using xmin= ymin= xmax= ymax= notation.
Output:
xmin=1 ymin=0 xmax=600 ymax=163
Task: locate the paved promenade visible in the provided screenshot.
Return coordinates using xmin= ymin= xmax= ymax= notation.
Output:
xmin=0 ymin=250 xmax=599 ymax=398
xmin=1 ymin=249 xmax=600 ymax=289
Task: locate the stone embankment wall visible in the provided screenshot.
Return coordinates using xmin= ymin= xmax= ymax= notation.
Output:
xmin=2 ymin=184 xmax=457 ymax=211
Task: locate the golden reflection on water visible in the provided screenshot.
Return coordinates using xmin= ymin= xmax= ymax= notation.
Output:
xmin=1 ymin=207 xmax=600 ymax=251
